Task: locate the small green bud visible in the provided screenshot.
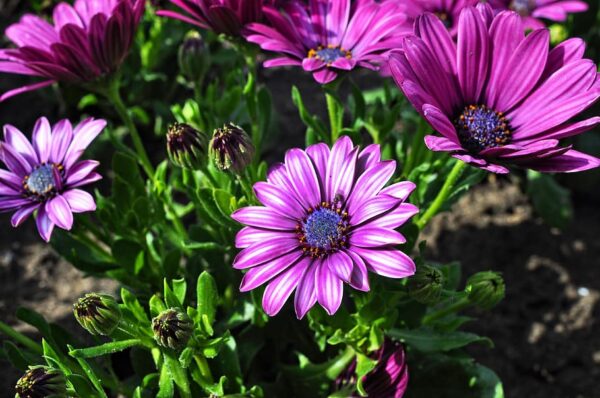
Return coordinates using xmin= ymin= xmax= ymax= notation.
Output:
xmin=73 ymin=293 xmax=122 ymax=336
xmin=15 ymin=366 xmax=67 ymax=398
xmin=167 ymin=123 xmax=208 ymax=169
xmin=152 ymin=308 xmax=193 ymax=350
xmin=209 ymin=123 xmax=254 ymax=174
xmin=466 ymin=271 xmax=505 ymax=310
xmin=408 ymin=265 xmax=444 ymax=304
xmin=178 ymin=32 xmax=210 ymax=84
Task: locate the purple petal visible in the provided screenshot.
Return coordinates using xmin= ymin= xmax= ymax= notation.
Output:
xmin=354 ymin=247 xmax=415 ymax=278
xmin=32 ymin=117 xmax=52 ymax=163
xmin=350 ymin=227 xmax=406 ymax=248
xmin=424 ymin=135 xmax=463 ymax=152
xmin=294 ymin=260 xmax=319 ymax=319
xmin=380 ymin=181 xmax=416 ymax=201
xmin=262 ymin=256 xmax=310 ymax=316
xmin=239 ymin=250 xmax=304 ymax=292
xmin=347 ymin=250 xmax=370 ymax=292
xmin=50 ymin=119 xmax=74 ymax=164
xmin=62 ymin=189 xmax=96 ymax=213
xmin=519 ymin=149 xmax=600 ymax=173
xmin=326 ymin=136 xmax=354 ymax=201
xmin=11 ymin=203 xmax=38 ymax=227
xmin=63 ymin=118 xmax=106 ymax=168
xmin=316 ymin=260 xmax=344 ymax=315
xmin=235 ymin=227 xmax=293 ymax=249
xmin=325 ymin=251 xmax=353 ymax=282
xmin=35 ymin=205 xmax=55 ymax=242
xmin=422 ymin=104 xmax=459 ymax=141
xmin=3 ymin=125 xmax=37 ymax=165
xmin=1 ymin=141 xmax=32 ymax=176
xmin=46 ymin=195 xmax=73 ymax=230
xmin=65 ymin=160 xmax=100 ymax=186
xmin=351 ymin=196 xmax=399 ymax=226
xmin=365 ymin=203 xmax=419 ymax=230
xmin=231 ymin=206 xmax=298 ymax=230
xmin=347 ymin=160 xmax=396 ymax=214
xmin=306 ymin=142 xmax=330 ymax=198
xmin=285 ymin=148 xmax=322 ymax=209
xmin=233 ymin=237 xmax=299 ymax=269
xmin=253 ymin=181 xmax=304 ymax=219
xmin=457 ymin=7 xmax=490 ymax=104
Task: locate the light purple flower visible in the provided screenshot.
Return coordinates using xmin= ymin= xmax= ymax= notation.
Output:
xmin=336 ymin=339 xmax=409 ymax=398
xmin=0 ymin=117 xmax=105 ymax=241
xmin=488 ymin=0 xmax=588 ymax=30
xmin=244 ymin=0 xmax=411 ymax=84
xmin=388 ymin=5 xmax=600 ymax=174
xmin=231 ymin=137 xmax=418 ymax=318
xmin=0 ymin=0 xmax=145 ymax=101
xmin=157 ymin=0 xmax=266 ymax=37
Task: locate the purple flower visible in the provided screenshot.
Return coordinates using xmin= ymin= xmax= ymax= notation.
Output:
xmin=244 ymin=0 xmax=411 ymax=84
xmin=0 ymin=117 xmax=105 ymax=241
xmin=336 ymin=339 xmax=409 ymax=398
xmin=157 ymin=0 xmax=266 ymax=37
xmin=488 ymin=0 xmax=588 ymax=30
xmin=0 ymin=0 xmax=145 ymax=101
xmin=404 ymin=0 xmax=479 ymax=36
xmin=388 ymin=5 xmax=600 ymax=174
xmin=231 ymin=137 xmax=418 ymax=318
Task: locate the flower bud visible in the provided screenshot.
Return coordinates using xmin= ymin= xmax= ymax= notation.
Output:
xmin=466 ymin=271 xmax=505 ymax=310
xmin=178 ymin=32 xmax=210 ymax=84
xmin=407 ymin=265 xmax=444 ymax=304
xmin=73 ymin=293 xmax=122 ymax=336
xmin=152 ymin=308 xmax=193 ymax=350
xmin=15 ymin=366 xmax=67 ymax=398
xmin=167 ymin=123 xmax=208 ymax=170
xmin=209 ymin=123 xmax=254 ymax=173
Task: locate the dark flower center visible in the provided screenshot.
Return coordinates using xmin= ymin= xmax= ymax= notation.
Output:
xmin=455 ymin=105 xmax=512 ymax=153
xmin=298 ymin=202 xmax=349 ymax=258
xmin=23 ymin=164 xmax=62 ymax=200
xmin=510 ymin=0 xmax=535 ymax=16
xmin=308 ymin=45 xmax=352 ymax=65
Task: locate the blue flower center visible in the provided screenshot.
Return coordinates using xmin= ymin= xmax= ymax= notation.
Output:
xmin=510 ymin=0 xmax=535 ymax=16
xmin=24 ymin=164 xmax=59 ymax=199
xmin=455 ymin=105 xmax=512 ymax=153
xmin=308 ymin=46 xmax=351 ymax=65
xmin=298 ymin=203 xmax=350 ymax=258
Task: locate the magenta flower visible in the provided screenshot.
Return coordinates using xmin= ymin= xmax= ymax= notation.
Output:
xmin=404 ymin=0 xmax=479 ymax=36
xmin=0 ymin=117 xmax=105 ymax=241
xmin=0 ymin=0 xmax=145 ymax=101
xmin=488 ymin=0 xmax=588 ymax=30
xmin=388 ymin=5 xmax=600 ymax=174
xmin=244 ymin=0 xmax=411 ymax=84
xmin=231 ymin=137 xmax=418 ymax=318
xmin=157 ymin=0 xmax=265 ymax=36
xmin=336 ymin=339 xmax=409 ymax=397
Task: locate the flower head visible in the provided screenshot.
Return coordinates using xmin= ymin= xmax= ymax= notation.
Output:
xmin=15 ymin=366 xmax=67 ymax=398
xmin=232 ymin=136 xmax=418 ymax=318
xmin=209 ymin=123 xmax=254 ymax=173
xmin=74 ymin=293 xmax=122 ymax=336
xmin=0 ymin=117 xmax=105 ymax=241
xmin=167 ymin=123 xmax=209 ymax=170
xmin=152 ymin=308 xmax=194 ymax=350
xmin=488 ymin=0 xmax=588 ymax=30
xmin=388 ymin=5 xmax=600 ymax=174
xmin=404 ymin=0 xmax=479 ymax=36
xmin=178 ymin=32 xmax=211 ymax=84
xmin=244 ymin=0 xmax=411 ymax=84
xmin=0 ymin=0 xmax=145 ymax=101
xmin=336 ymin=339 xmax=408 ymax=397
xmin=466 ymin=271 xmax=505 ymax=309
xmin=407 ymin=264 xmax=444 ymax=304
xmin=158 ymin=0 xmax=265 ymax=37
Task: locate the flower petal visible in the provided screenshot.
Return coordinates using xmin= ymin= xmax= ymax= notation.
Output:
xmin=350 ymin=227 xmax=406 ymax=248
xmin=46 ymin=194 xmax=73 ymax=230
xmin=354 ymin=247 xmax=415 ymax=278
xmin=32 ymin=117 xmax=52 ymax=163
xmin=233 ymin=237 xmax=299 ymax=269
xmin=231 ymin=206 xmax=298 ymax=230
xmin=316 ymin=260 xmax=344 ymax=315
xmin=325 ymin=251 xmax=353 ymax=282
xmin=62 ymin=189 xmax=96 ymax=213
xmin=294 ymin=260 xmax=319 ymax=319
xmin=262 ymin=257 xmax=310 ymax=316
xmin=239 ymin=250 xmax=304 ymax=292
xmin=11 ymin=203 xmax=38 ymax=227
xmin=35 ymin=205 xmax=55 ymax=242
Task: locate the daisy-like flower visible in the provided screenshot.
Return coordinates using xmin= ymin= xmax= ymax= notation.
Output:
xmin=0 ymin=0 xmax=145 ymax=101
xmin=488 ymin=0 xmax=588 ymax=30
xmin=244 ymin=0 xmax=411 ymax=84
xmin=0 ymin=117 xmax=105 ymax=241
xmin=403 ymin=0 xmax=479 ymax=36
xmin=388 ymin=5 xmax=600 ymax=174
xmin=231 ymin=137 xmax=418 ymax=318
xmin=157 ymin=0 xmax=266 ymax=37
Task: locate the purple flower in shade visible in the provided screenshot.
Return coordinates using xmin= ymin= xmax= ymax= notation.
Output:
xmin=488 ymin=0 xmax=588 ymax=30
xmin=0 ymin=117 xmax=105 ymax=241
xmin=0 ymin=0 xmax=145 ymax=101
xmin=243 ymin=0 xmax=411 ymax=84
xmin=388 ymin=5 xmax=600 ymax=174
xmin=336 ymin=339 xmax=408 ymax=398
xmin=157 ymin=0 xmax=266 ymax=37
xmin=231 ymin=136 xmax=418 ymax=318
xmin=403 ymin=0 xmax=479 ymax=36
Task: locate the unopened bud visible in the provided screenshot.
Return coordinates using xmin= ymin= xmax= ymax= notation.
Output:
xmin=15 ymin=366 xmax=67 ymax=398
xmin=152 ymin=308 xmax=193 ymax=350
xmin=408 ymin=265 xmax=444 ymax=304
xmin=73 ymin=293 xmax=122 ymax=336
xmin=178 ymin=32 xmax=210 ymax=84
xmin=466 ymin=271 xmax=505 ymax=310
xmin=209 ymin=123 xmax=254 ymax=173
xmin=167 ymin=123 xmax=208 ymax=169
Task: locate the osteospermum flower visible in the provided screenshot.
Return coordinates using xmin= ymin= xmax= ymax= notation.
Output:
xmin=0 ymin=0 xmax=144 ymax=101
xmin=244 ymin=0 xmax=411 ymax=84
xmin=488 ymin=0 xmax=588 ymax=30
xmin=231 ymin=137 xmax=418 ymax=318
xmin=0 ymin=117 xmax=105 ymax=241
xmin=403 ymin=0 xmax=478 ymax=35
xmin=157 ymin=0 xmax=266 ymax=36
xmin=388 ymin=5 xmax=600 ymax=174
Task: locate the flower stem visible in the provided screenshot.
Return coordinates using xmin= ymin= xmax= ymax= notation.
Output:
xmin=194 ymin=354 xmax=214 ymax=384
xmin=104 ymin=80 xmax=155 ymax=178
xmin=421 ymin=296 xmax=471 ymax=325
xmin=0 ymin=321 xmax=43 ymax=355
xmin=416 ymin=160 xmax=467 ymax=229
xmin=324 ymin=82 xmax=343 ymax=143
xmin=325 ymin=346 xmax=356 ymax=380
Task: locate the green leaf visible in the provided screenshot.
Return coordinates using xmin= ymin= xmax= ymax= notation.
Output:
xmin=69 ymin=339 xmax=142 ymax=358
xmin=66 ymin=374 xmax=99 ymax=398
xmin=157 ymin=364 xmax=175 ymax=398
xmin=164 ymin=279 xmax=183 ymax=308
xmin=164 ymin=352 xmax=192 ymax=398
xmin=389 ymin=328 xmax=493 ymax=353
xmin=68 ymin=348 xmax=108 ymax=398
xmin=179 ymin=347 xmax=194 ymax=369
xmin=196 ymin=271 xmax=218 ymax=325
xmin=42 ymin=339 xmax=70 ymax=375
xmin=121 ymin=288 xmax=150 ymax=324
xmin=112 ymin=239 xmax=144 ymax=273
xmin=355 ymin=353 xmax=377 ymax=396
xmin=527 ymin=170 xmax=573 ymax=229
xmin=291 ymin=86 xmax=327 ymax=140
xmin=3 ymin=341 xmax=29 ymax=371
xmin=172 ymin=278 xmax=187 ymax=306
xmin=150 ymin=295 xmax=167 ymax=318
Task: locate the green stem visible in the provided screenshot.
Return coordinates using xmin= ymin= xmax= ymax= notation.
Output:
xmin=404 ymin=118 xmax=429 ymax=176
xmin=421 ymin=296 xmax=471 ymax=325
xmin=325 ymin=346 xmax=356 ymax=380
xmin=325 ymin=88 xmax=343 ymax=143
xmin=104 ymin=80 xmax=155 ymax=178
xmin=194 ymin=354 xmax=214 ymax=384
xmin=0 ymin=321 xmax=43 ymax=355
xmin=416 ymin=160 xmax=467 ymax=229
